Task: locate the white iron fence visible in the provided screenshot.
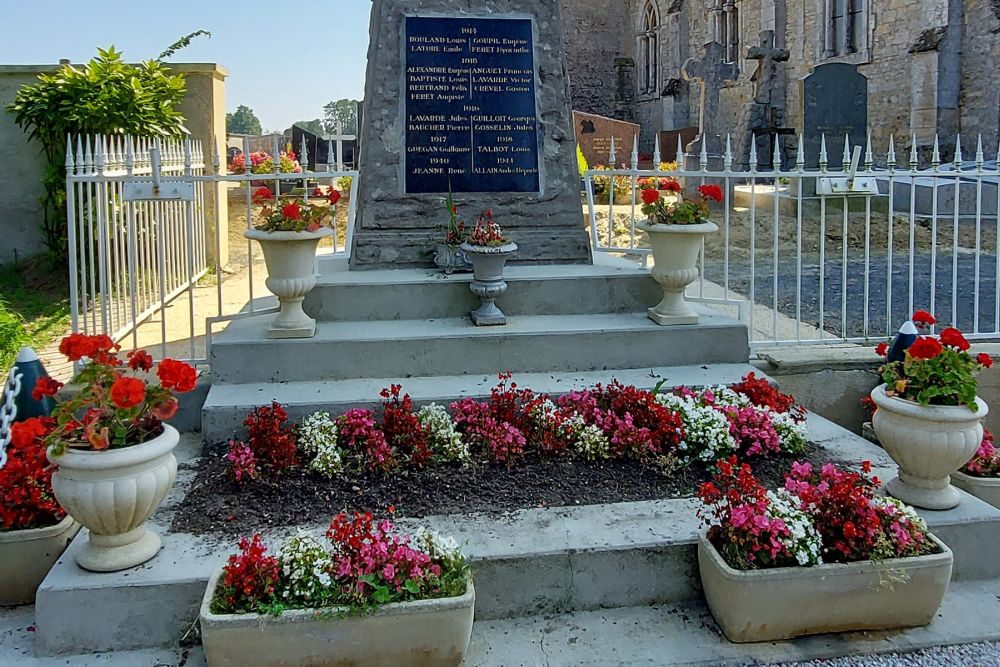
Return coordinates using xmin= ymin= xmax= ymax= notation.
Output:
xmin=66 ymin=133 xmax=359 ymax=363
xmin=585 ymin=133 xmax=1000 ymax=348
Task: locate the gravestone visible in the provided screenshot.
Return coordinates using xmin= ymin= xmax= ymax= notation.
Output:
xmin=735 ymin=30 xmax=793 ymax=169
xmin=352 ymin=0 xmax=592 ymax=268
xmin=799 ymin=63 xmax=868 ymax=170
xmin=680 ymin=41 xmax=739 ymax=157
xmin=573 ymin=111 xmax=640 ymax=168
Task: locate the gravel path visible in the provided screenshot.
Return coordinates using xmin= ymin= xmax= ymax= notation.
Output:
xmin=761 ymin=641 xmax=1000 ymax=666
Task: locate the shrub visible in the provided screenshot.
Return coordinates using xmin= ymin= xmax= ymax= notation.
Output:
xmin=0 ymin=299 xmax=28 ymax=373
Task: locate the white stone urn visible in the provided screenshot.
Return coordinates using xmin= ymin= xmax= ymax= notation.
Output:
xmin=460 ymin=242 xmax=518 ymax=326
xmin=871 ymin=384 xmax=989 ymax=510
xmin=48 ymin=425 xmax=179 ymax=572
xmin=636 ymin=220 xmax=718 ymax=325
xmin=0 ymin=515 xmax=79 ymax=604
xmin=245 ymin=228 xmax=332 ymax=338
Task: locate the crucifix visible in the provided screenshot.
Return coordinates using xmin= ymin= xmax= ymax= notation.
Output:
xmin=326 ymin=120 xmax=357 ymax=171
xmin=746 ymin=30 xmax=789 ymax=106
xmin=681 ymin=41 xmax=739 ymax=156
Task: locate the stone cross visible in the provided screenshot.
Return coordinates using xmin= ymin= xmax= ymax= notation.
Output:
xmin=681 ymin=41 xmax=739 ymax=155
xmin=746 ymin=30 xmax=790 ymax=106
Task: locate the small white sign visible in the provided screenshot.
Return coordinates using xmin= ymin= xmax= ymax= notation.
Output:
xmin=123 ymin=182 xmax=196 ymax=202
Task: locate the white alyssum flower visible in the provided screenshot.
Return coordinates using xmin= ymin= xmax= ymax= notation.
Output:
xmin=656 ymin=392 xmax=737 ymax=463
xmin=766 ymin=489 xmax=822 ymax=566
xmin=297 ymin=411 xmax=343 ymax=477
xmin=278 ymin=532 xmax=335 ymax=603
xmin=417 ymin=403 xmax=469 ymax=462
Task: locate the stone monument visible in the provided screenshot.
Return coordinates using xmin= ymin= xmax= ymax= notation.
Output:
xmin=680 ymin=41 xmax=739 ymax=158
xmin=573 ymin=110 xmax=640 ymax=168
xmin=734 ymin=30 xmax=792 ymax=169
xmin=799 ymin=63 xmax=868 ymax=170
xmin=351 ymin=0 xmax=592 ymax=268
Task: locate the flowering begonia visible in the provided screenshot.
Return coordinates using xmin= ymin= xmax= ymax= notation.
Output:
xmin=961 ymin=430 xmax=1000 ymax=478
xmin=296 ymin=411 xmax=343 ymax=477
xmin=1 ymin=417 xmax=64 ymax=531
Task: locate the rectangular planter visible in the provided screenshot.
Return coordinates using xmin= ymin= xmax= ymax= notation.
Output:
xmin=199 ymin=568 xmax=475 ymax=667
xmin=698 ymin=532 xmax=953 ymax=643
xmin=0 ymin=515 xmax=79 ymax=605
xmin=952 ymin=471 xmax=1000 ymax=509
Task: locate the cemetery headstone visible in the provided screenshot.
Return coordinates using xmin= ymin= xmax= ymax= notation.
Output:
xmin=573 ymin=111 xmax=640 ymax=168
xmin=352 ymin=0 xmax=591 ymax=268
xmin=680 ymin=41 xmax=739 ymax=157
xmin=799 ymin=63 xmax=868 ymax=170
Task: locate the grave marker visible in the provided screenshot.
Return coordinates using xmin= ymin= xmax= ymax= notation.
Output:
xmin=681 ymin=41 xmax=739 ymax=156
xmin=573 ymin=111 xmax=640 ymax=167
xmin=799 ymin=63 xmax=868 ymax=169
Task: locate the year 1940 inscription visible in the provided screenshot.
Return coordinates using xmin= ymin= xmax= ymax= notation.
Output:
xmin=404 ymin=16 xmax=541 ymax=194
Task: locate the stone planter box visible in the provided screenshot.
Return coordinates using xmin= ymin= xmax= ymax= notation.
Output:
xmin=200 ymin=568 xmax=476 ymax=667
xmin=0 ymin=515 xmax=79 ymax=605
xmin=698 ymin=532 xmax=953 ymax=643
xmin=951 ymin=470 xmax=1000 ymax=509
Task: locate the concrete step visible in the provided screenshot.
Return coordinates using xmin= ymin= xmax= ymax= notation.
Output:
xmin=209 ymin=307 xmax=750 ymax=384
xmin=304 ymin=254 xmax=662 ymax=321
xmin=33 ymin=414 xmax=1000 ymax=655
xmin=201 ymin=363 xmax=761 ymax=444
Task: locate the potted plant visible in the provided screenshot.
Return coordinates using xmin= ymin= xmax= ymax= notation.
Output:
xmin=41 ymin=334 xmax=197 ymax=571
xmin=245 ymin=187 xmax=336 ymax=339
xmin=231 ymin=150 xmax=304 ymax=194
xmin=698 ymin=457 xmax=952 ymax=643
xmin=636 ymin=182 xmax=723 ymax=325
xmin=434 ymin=189 xmax=472 ymax=274
xmin=1 ymin=415 xmax=78 ymax=604
xmin=200 ymin=511 xmax=474 ymax=667
xmin=872 ymin=317 xmax=991 ymax=509
xmin=951 ymin=429 xmax=1000 ymax=509
xmin=460 ymin=211 xmax=517 ymax=326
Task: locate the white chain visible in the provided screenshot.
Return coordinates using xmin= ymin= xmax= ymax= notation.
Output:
xmin=0 ymin=365 xmax=22 ymax=469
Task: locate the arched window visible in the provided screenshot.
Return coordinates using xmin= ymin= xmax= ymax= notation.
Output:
xmin=638 ymin=2 xmax=659 ymax=95
xmin=824 ymin=0 xmax=867 ymax=57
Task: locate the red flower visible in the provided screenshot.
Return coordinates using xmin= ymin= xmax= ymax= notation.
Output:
xmin=9 ymin=416 xmax=52 ymax=450
xmin=939 ymin=327 xmax=970 ymax=351
xmin=329 ymin=189 xmax=342 ymax=205
xmin=151 ymin=397 xmax=179 ymax=421
xmin=127 ymin=349 xmax=154 ymax=372
xmin=977 ymin=353 xmax=994 ymax=369
xmin=31 ymin=376 xmax=63 ymax=401
xmin=697 ymin=184 xmax=724 ymax=202
xmin=280 ymin=202 xmax=301 ymax=221
xmin=157 ymin=359 xmax=198 ymax=393
xmin=110 ymin=376 xmax=146 ymax=409
xmin=912 ymin=309 xmax=936 ymax=326
xmin=311 ymin=186 xmax=325 ymax=197
xmin=663 ymin=179 xmax=682 ymax=192
xmin=908 ymin=336 xmax=944 ymax=360
xmin=252 ymin=187 xmax=273 ymax=203
xmin=58 ymin=333 xmax=97 ymax=361
xmin=641 ymin=189 xmax=661 ymax=205
xmin=875 ymin=342 xmax=889 ymax=357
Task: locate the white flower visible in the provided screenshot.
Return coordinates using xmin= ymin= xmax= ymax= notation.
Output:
xmin=417 ymin=403 xmax=469 ymax=462
xmin=656 ymin=392 xmax=737 ymax=463
xmin=297 ymin=411 xmax=343 ymax=477
xmin=768 ymin=409 xmax=808 ymax=455
xmin=278 ymin=532 xmax=335 ymax=604
xmin=766 ymin=489 xmax=822 ymax=566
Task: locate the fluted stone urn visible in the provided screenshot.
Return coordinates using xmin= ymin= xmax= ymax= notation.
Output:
xmin=637 ymin=220 xmax=718 ymax=325
xmin=49 ymin=425 xmax=179 ymax=571
xmin=459 ymin=242 xmax=518 ymax=326
xmin=246 ymin=228 xmax=332 ymax=338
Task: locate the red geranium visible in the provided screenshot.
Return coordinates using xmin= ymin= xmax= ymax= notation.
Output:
xmin=1 ymin=417 xmax=64 ymax=531
xmin=939 ymin=327 xmax=971 ymax=351
xmin=912 ymin=310 xmax=936 ymax=326
xmin=58 ymin=333 xmax=97 ymax=362
xmin=329 ymin=189 xmax=342 ymax=205
xmin=641 ymin=188 xmax=661 ymax=205
xmin=31 ymin=376 xmax=63 ymax=401
xmin=280 ymin=202 xmax=302 ymax=221
xmin=252 ymin=187 xmax=273 ymax=204
xmin=875 ymin=342 xmax=889 ymax=357
xmin=127 ymin=349 xmax=154 ymax=372
xmin=157 ymin=358 xmax=198 ymax=392
xmin=977 ymin=353 xmax=994 ymax=369
xmin=907 ymin=336 xmax=943 ymax=360
xmin=663 ymin=179 xmax=682 ymax=192
xmin=697 ymin=184 xmax=724 ymax=202
xmin=110 ymin=376 xmax=146 ymax=409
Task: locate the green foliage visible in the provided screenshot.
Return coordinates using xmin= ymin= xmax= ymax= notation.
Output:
xmin=157 ymin=29 xmax=211 ymax=60
xmin=577 ymin=143 xmax=589 ymax=180
xmin=7 ymin=47 xmax=188 ymax=263
xmin=294 ymin=119 xmax=324 ymax=136
xmin=882 ymin=348 xmax=982 ymax=410
xmin=0 ymin=299 xmax=28 ymax=374
xmin=322 ymin=99 xmax=359 ymax=135
xmin=226 ymin=105 xmax=262 ymax=135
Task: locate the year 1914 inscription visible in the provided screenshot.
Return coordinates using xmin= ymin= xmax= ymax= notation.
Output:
xmin=404 ymin=16 xmax=541 ymax=194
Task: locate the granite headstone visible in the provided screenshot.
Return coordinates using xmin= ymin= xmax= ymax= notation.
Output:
xmin=352 ymin=0 xmax=592 ymax=269
xmin=573 ymin=111 xmax=640 ymax=168
xmin=799 ymin=63 xmax=868 ymax=170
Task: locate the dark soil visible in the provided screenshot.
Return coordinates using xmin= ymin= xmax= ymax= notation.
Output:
xmin=171 ymin=443 xmax=830 ymax=536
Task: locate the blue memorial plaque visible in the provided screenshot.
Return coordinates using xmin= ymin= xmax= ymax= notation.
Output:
xmin=404 ymin=16 xmax=541 ymax=194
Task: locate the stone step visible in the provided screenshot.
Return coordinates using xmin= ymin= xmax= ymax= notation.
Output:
xmin=201 ymin=363 xmax=761 ymax=444
xmin=33 ymin=415 xmax=1000 ymax=655
xmin=208 ymin=307 xmax=750 ymax=384
xmin=304 ymin=253 xmax=661 ymax=322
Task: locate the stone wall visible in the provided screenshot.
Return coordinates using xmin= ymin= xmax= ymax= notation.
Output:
xmin=0 ymin=63 xmax=229 ymax=267
xmin=560 ymin=0 xmax=624 ymax=119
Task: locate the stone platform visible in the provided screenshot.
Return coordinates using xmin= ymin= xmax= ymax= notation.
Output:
xmin=30 ymin=414 xmax=1000 ymax=659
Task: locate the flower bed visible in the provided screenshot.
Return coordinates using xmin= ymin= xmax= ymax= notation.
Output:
xmin=952 ymin=430 xmax=1000 ymax=508
xmin=173 ymin=374 xmax=821 ymax=535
